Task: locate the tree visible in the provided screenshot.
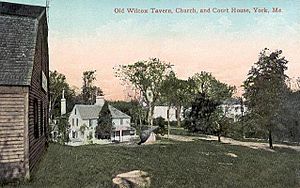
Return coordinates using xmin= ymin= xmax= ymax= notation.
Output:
xmin=153 ymin=117 xmax=167 ymax=136
xmin=160 ymin=71 xmax=193 ymax=128
xmin=109 ymin=100 xmax=147 ymax=131
xmin=275 ymin=89 xmax=300 ymax=143
xmin=96 ymin=102 xmax=112 ymax=139
xmin=243 ymin=48 xmax=288 ymax=148
xmin=81 ymin=70 xmax=103 ymax=105
xmin=185 ymin=92 xmax=219 ymax=133
xmin=115 ymin=58 xmax=173 ymax=126
xmin=185 ymin=72 xmax=235 ymax=135
xmin=49 ymin=70 xmax=75 ymax=120
xmin=190 ymin=71 xmax=235 ymax=102
xmin=210 ymin=107 xmax=233 ymax=142
xmin=55 ymin=114 xmax=70 ymax=145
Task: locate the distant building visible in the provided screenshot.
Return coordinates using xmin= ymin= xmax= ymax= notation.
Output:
xmin=152 ymin=106 xmax=184 ymax=122
xmin=0 ymin=2 xmax=49 ymax=180
xmin=220 ymin=98 xmax=247 ymax=122
xmin=68 ymin=96 xmax=136 ymax=144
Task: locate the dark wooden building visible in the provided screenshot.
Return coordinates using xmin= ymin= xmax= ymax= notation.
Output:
xmin=0 ymin=2 xmax=49 ymax=180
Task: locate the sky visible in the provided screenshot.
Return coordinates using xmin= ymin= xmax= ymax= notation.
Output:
xmin=5 ymin=0 xmax=300 ymax=100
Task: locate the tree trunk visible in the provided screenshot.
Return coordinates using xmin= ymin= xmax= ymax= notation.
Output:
xmin=268 ymin=129 xmax=273 ymax=149
xmin=148 ymin=104 xmax=154 ymax=127
xmin=167 ymin=106 xmax=170 ymax=139
xmin=176 ymin=105 xmax=181 ymax=127
xmin=218 ymin=134 xmax=221 ymax=142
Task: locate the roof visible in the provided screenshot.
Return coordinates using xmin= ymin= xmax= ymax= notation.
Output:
xmin=222 ymin=98 xmax=241 ymax=105
xmin=108 ymin=105 xmax=131 ymax=119
xmin=0 ymin=2 xmax=45 ymax=18
xmin=0 ymin=2 xmax=46 ymax=86
xmin=75 ymin=104 xmax=130 ymax=120
xmin=75 ymin=105 xmax=103 ymax=120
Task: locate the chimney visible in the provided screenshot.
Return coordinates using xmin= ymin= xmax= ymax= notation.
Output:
xmin=61 ymin=89 xmax=66 ymax=115
xmin=95 ymin=95 xmax=105 ymax=106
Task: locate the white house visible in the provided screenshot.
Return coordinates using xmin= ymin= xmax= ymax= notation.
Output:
xmin=68 ymin=96 xmax=136 ymax=144
xmin=152 ymin=106 xmax=184 ymax=122
xmin=220 ymin=98 xmax=247 ymax=122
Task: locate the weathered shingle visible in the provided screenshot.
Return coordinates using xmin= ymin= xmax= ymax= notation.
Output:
xmin=0 ymin=2 xmax=45 ymax=86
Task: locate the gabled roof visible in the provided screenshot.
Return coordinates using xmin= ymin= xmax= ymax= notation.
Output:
xmin=0 ymin=2 xmax=46 ymax=86
xmin=0 ymin=2 xmax=45 ymax=18
xmin=108 ymin=105 xmax=131 ymax=119
xmin=75 ymin=105 xmax=103 ymax=120
xmin=75 ymin=104 xmax=130 ymax=120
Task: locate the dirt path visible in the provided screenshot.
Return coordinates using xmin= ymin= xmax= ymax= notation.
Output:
xmin=163 ymin=134 xmax=300 ymax=152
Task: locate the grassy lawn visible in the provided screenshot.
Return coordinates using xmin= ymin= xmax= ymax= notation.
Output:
xmin=14 ymin=139 xmax=300 ymax=188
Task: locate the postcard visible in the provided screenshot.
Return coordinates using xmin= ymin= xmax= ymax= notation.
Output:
xmin=0 ymin=0 xmax=299 ymax=187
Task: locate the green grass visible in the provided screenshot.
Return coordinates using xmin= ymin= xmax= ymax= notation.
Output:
xmin=11 ymin=139 xmax=300 ymax=188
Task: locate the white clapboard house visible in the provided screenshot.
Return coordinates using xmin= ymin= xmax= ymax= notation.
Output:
xmin=67 ymin=96 xmax=136 ymax=144
xmin=153 ymin=106 xmax=184 ymax=121
xmin=220 ymin=98 xmax=248 ymax=122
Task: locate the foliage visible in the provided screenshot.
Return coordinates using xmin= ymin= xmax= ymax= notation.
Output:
xmin=184 ymin=72 xmax=235 ymax=136
xmin=275 ymin=90 xmax=300 ymax=143
xmin=153 ymin=117 xmax=167 ymax=136
xmin=184 ymin=93 xmax=219 ymax=133
xmin=108 ymin=100 xmax=147 ymax=129
xmin=49 ymin=70 xmax=76 ymax=119
xmin=80 ymin=70 xmax=103 ymax=105
xmin=115 ymin=58 xmax=173 ymax=125
xmin=243 ymin=48 xmax=288 ymax=148
xmin=55 ymin=114 xmax=70 ymax=144
xmin=190 ymin=71 xmax=236 ymax=102
xmin=210 ymin=107 xmax=233 ymax=142
xmin=160 ymin=71 xmax=194 ymax=127
xmin=96 ymin=102 xmax=112 ymax=139
xmin=79 ymin=124 xmax=88 ymax=135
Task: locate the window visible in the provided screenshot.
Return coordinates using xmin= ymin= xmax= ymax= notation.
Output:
xmin=76 ymin=118 xmax=79 ymax=127
xmin=122 ymin=130 xmax=131 ymax=136
xmin=40 ymin=102 xmax=44 ymax=136
xmin=75 ymin=109 xmax=76 ymax=115
xmin=34 ymin=99 xmax=39 ymax=138
xmin=120 ymin=119 xmax=123 ymax=125
xmin=116 ymin=131 xmax=120 ymax=136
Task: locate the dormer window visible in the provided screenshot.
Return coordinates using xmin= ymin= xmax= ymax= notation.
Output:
xmin=75 ymin=108 xmax=77 ymax=115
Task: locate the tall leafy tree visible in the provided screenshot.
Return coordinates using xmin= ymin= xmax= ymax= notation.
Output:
xmin=49 ymin=70 xmax=75 ymax=120
xmin=191 ymin=71 xmax=236 ymax=102
xmin=96 ymin=102 xmax=112 ymax=139
xmin=115 ymin=58 xmax=172 ymax=126
xmin=243 ymin=48 xmax=288 ymax=148
xmin=160 ymin=71 xmax=193 ymax=132
xmin=185 ymin=72 xmax=235 ymax=135
xmin=81 ymin=70 xmax=103 ymax=104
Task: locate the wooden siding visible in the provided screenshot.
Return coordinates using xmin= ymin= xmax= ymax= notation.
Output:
xmin=0 ymin=87 xmax=28 ymax=180
xmin=28 ymin=13 xmax=49 ymax=173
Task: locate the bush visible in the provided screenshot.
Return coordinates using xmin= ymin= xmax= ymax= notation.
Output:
xmin=153 ymin=117 xmax=167 ymax=136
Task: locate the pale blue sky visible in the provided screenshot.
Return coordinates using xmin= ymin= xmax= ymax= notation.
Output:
xmin=4 ymin=0 xmax=300 ymax=38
